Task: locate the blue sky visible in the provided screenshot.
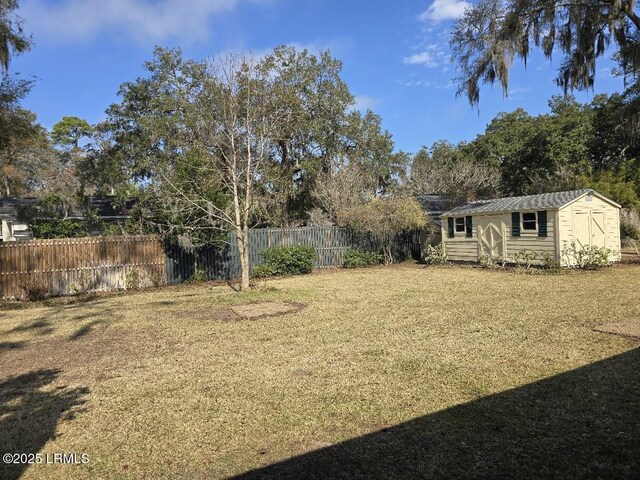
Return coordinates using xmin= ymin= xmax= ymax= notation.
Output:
xmin=13 ymin=0 xmax=627 ymax=154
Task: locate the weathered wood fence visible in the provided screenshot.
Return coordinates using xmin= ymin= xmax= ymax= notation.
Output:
xmin=0 ymin=236 xmax=166 ymax=300
xmin=164 ymin=227 xmax=421 ymax=283
xmin=1 ymin=227 xmax=422 ymax=299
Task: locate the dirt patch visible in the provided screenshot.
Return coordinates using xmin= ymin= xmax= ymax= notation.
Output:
xmin=594 ymin=320 xmax=640 ymax=339
xmin=230 ymin=302 xmax=306 ymax=319
xmin=174 ymin=302 xmax=305 ymax=322
xmin=177 ymin=307 xmax=240 ymax=322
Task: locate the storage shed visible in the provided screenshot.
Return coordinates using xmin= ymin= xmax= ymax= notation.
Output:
xmin=440 ymin=189 xmax=621 ymax=265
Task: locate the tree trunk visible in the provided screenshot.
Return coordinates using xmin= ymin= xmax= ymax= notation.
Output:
xmin=281 ymin=197 xmax=290 ymax=227
xmin=2 ymin=175 xmax=10 ymax=197
xmin=237 ymin=229 xmax=250 ymax=290
xmin=383 ymin=243 xmax=393 ymax=265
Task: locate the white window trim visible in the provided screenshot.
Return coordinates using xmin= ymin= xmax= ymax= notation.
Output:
xmin=521 ymin=211 xmax=537 ymax=232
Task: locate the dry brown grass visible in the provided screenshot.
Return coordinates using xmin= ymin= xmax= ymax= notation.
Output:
xmin=0 ymin=263 xmax=638 ymax=479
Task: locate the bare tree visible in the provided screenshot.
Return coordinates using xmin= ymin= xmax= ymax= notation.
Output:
xmin=408 ymin=143 xmax=500 ymax=207
xmin=312 ymin=155 xmax=375 ymax=223
xmin=151 ymin=51 xmax=285 ymax=290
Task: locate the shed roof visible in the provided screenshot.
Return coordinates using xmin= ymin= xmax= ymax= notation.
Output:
xmin=415 ymin=194 xmax=449 ymax=215
xmin=441 ymin=189 xmax=619 ymax=216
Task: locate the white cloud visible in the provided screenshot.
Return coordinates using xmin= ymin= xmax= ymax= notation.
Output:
xmin=403 ymin=51 xmax=438 ymax=67
xmin=353 ymin=95 xmax=380 ymax=111
xmin=22 ymin=0 xmax=255 ymax=44
xmin=397 ymin=78 xmax=455 ymax=90
xmin=403 ymin=43 xmax=449 ymax=68
xmin=419 ymin=0 xmax=470 ymax=22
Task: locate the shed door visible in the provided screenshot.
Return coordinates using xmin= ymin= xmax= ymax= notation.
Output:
xmin=591 ymin=212 xmax=606 ymax=247
xmin=478 ymin=216 xmax=504 ymax=259
xmin=573 ymin=211 xmax=606 ymax=248
xmin=573 ymin=212 xmax=590 ymax=248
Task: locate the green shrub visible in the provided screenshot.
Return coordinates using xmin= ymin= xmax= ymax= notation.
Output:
xmin=423 ymin=243 xmax=447 ymax=265
xmin=541 ymin=252 xmax=563 ymax=272
xmin=343 ymin=248 xmax=383 ymax=268
xmin=621 ymin=221 xmax=640 ymax=240
xmin=512 ymin=249 xmax=539 ymax=270
xmin=562 ymin=241 xmax=614 ymax=269
xmin=188 ymin=267 xmax=207 ymax=283
xmin=257 ymin=245 xmax=317 ymax=276
xmin=31 ymin=218 xmax=88 ymax=239
xmin=252 ymin=264 xmax=275 ymax=278
xmin=479 ymin=253 xmax=503 ymax=268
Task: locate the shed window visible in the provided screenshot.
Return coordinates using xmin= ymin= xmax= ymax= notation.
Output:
xmin=522 ymin=212 xmax=537 ymax=230
xmin=455 ymin=217 xmax=465 ymax=233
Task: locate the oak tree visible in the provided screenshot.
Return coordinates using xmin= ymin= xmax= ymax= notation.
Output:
xmin=451 ymin=0 xmax=640 ymax=106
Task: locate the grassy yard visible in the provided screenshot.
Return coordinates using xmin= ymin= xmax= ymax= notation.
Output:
xmin=1 ymin=263 xmax=639 ymax=479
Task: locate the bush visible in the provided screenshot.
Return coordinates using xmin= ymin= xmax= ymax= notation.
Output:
xmin=20 ymin=279 xmax=50 ymax=301
xmin=344 ymin=248 xmax=383 ymax=268
xmin=479 ymin=253 xmax=503 ymax=268
xmin=252 ymin=264 xmax=275 ymax=278
xmin=512 ymin=249 xmax=539 ymax=270
xmin=621 ymin=221 xmax=640 ymax=240
xmin=256 ymin=245 xmax=317 ymax=276
xmin=562 ymin=241 xmax=614 ymax=269
xmin=541 ymin=252 xmax=563 ymax=272
xmin=125 ymin=269 xmax=141 ymax=290
xmin=188 ymin=267 xmax=207 ymax=283
xmin=423 ymin=243 xmax=447 ymax=265
xmin=31 ymin=218 xmax=88 ymax=239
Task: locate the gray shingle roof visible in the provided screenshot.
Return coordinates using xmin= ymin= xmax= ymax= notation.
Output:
xmin=415 ymin=194 xmax=449 ymax=215
xmin=441 ymin=189 xmax=599 ymax=216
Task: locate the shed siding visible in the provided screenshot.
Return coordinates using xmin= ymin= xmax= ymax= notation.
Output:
xmin=440 ymin=217 xmax=479 ymax=261
xmin=558 ymin=195 xmax=621 ymax=263
xmin=443 ymin=210 xmax=559 ymax=263
xmin=505 ymin=210 xmax=557 ymax=261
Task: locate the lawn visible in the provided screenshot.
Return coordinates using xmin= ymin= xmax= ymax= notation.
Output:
xmin=1 ymin=263 xmax=639 ymax=479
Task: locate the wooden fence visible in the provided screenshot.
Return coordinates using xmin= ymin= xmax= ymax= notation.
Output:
xmin=0 ymin=227 xmax=422 ymax=299
xmin=0 ymin=236 xmax=166 ymax=300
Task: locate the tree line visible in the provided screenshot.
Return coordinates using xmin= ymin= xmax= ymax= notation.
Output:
xmin=5 ymin=48 xmax=640 ymax=224
xmin=409 ymin=94 xmax=640 ymax=209
xmin=2 ymin=0 xmax=640 ymax=288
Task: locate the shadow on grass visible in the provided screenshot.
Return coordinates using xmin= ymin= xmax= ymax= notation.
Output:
xmin=7 ymin=319 xmax=54 ymax=336
xmin=68 ymin=307 xmax=122 ymax=340
xmin=0 ymin=341 xmax=26 ymax=354
xmin=0 ymin=369 xmax=88 ymax=480
xmin=234 ymin=348 xmax=640 ymax=480
xmin=69 ymin=320 xmax=106 ymax=340
xmin=0 ymin=293 xmax=107 ymax=311
xmin=3 ymin=305 xmax=120 ymax=341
